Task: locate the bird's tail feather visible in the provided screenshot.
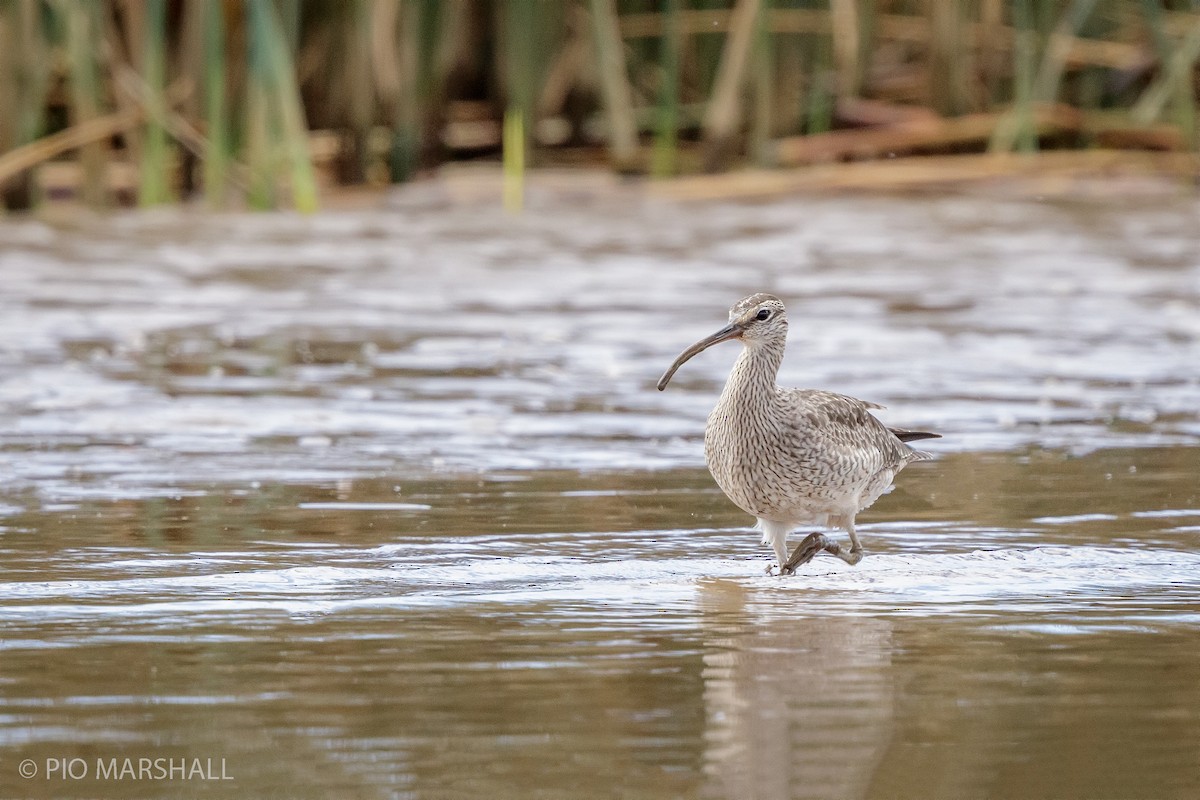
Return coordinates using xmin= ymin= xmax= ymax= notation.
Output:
xmin=890 ymin=427 xmax=941 ymax=443
xmin=890 ymin=427 xmax=939 ymax=461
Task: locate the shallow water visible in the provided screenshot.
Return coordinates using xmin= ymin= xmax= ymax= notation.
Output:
xmin=1 ymin=188 xmax=1199 ymax=798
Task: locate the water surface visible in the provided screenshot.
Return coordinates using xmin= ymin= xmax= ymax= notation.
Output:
xmin=1 ymin=187 xmax=1199 ymax=798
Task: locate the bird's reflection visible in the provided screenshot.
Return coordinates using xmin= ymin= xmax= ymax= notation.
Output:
xmin=699 ymin=579 xmax=895 ymax=800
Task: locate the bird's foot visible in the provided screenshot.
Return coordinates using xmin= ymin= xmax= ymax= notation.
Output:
xmin=779 ymin=532 xmax=832 ymax=575
xmin=823 ymin=541 xmax=865 ymax=566
xmin=841 ymin=548 xmax=864 ymax=566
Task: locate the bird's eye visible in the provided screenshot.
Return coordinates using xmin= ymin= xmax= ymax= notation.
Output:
xmin=755 ymin=309 xmax=771 ymax=321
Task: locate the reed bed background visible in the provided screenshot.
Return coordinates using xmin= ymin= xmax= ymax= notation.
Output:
xmin=1 ymin=0 xmax=1198 ymax=212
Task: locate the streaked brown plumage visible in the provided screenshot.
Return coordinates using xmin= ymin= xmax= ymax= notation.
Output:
xmin=657 ymin=293 xmax=938 ymax=574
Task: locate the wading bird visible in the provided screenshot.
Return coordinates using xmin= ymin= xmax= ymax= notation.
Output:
xmin=657 ymin=293 xmax=938 ymax=574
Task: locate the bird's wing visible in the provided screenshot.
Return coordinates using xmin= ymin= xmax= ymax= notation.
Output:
xmin=781 ymin=389 xmax=887 ymax=430
xmin=779 ymin=389 xmax=913 ymax=463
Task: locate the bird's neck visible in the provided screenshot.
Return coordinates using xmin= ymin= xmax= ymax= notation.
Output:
xmin=719 ymin=341 xmax=782 ymax=406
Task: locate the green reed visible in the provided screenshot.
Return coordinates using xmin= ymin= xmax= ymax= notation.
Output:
xmin=201 ymin=0 xmax=230 ymax=208
xmin=652 ymin=0 xmax=682 ymax=176
xmin=247 ymin=0 xmax=317 ymax=211
xmin=139 ymin=0 xmax=171 ymax=205
xmin=0 ymin=0 xmax=52 ymax=206
xmin=503 ymin=0 xmax=533 ymax=212
xmin=63 ymin=0 xmax=106 ymax=206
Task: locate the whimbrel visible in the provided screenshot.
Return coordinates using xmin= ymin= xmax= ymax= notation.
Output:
xmin=657 ymin=293 xmax=938 ymax=574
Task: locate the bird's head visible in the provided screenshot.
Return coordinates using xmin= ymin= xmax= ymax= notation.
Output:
xmin=727 ymin=293 xmax=788 ymax=343
xmin=657 ymin=293 xmax=788 ymax=391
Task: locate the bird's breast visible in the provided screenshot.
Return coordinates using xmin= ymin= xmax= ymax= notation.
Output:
xmin=703 ymin=397 xmax=799 ymax=519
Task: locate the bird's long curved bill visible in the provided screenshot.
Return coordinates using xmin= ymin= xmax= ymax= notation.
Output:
xmin=656 ymin=323 xmax=741 ymax=391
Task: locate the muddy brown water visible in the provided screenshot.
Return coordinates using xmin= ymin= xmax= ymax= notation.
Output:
xmin=1 ymin=187 xmax=1199 ymax=799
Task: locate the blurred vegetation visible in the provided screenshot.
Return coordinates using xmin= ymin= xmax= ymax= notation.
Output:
xmin=1 ymin=0 xmax=1199 ymax=212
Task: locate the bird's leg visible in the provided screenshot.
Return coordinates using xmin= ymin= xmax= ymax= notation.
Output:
xmin=764 ymin=538 xmax=791 ymax=576
xmin=760 ymin=520 xmax=792 ymax=575
xmin=839 ymin=520 xmax=865 ymax=566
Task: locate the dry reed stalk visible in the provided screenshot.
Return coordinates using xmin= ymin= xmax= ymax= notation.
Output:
xmin=929 ymin=0 xmax=973 ymax=116
xmin=828 ymin=0 xmax=860 ymax=97
xmin=977 ymin=0 xmax=1005 ymax=108
xmin=773 ymin=103 xmax=1083 ymax=166
xmin=103 ymin=3 xmax=146 ymax=172
xmin=652 ymin=150 xmax=1200 ymax=201
xmin=0 ymin=76 xmax=199 ymax=192
xmin=0 ymin=109 xmax=142 ymax=190
xmin=589 ymin=0 xmax=639 ymax=171
xmin=538 ymin=4 xmax=589 ymax=121
xmin=702 ymin=0 xmax=762 ymax=172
